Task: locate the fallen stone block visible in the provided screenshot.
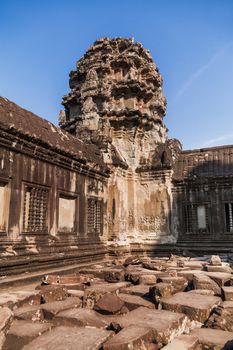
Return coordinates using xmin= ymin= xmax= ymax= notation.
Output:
xmin=177 ymin=270 xmax=203 ymax=283
xmin=38 ymin=284 xmax=69 ymax=303
xmin=183 ymin=261 xmax=204 ymax=270
xmin=190 ymin=328 xmax=233 ymax=349
xmin=103 ymin=325 xmax=155 ymax=350
xmin=161 ymin=292 xmax=220 ymax=323
xmin=109 ymin=306 xmax=187 ymax=346
xmin=3 ymin=320 xmax=52 ymax=350
xmin=193 ymin=273 xmax=221 ymax=295
xmin=68 ymin=290 xmax=84 ymax=298
xmin=94 ymin=293 xmax=126 ymax=315
xmin=83 ymin=282 xmax=130 ymax=309
xmin=120 ymin=284 xmax=150 ymax=297
xmin=210 ymin=255 xmax=222 ymax=266
xmin=41 ymin=297 xmax=82 ymax=320
xmin=21 ymin=326 xmax=113 ymax=350
xmin=204 ymin=272 xmax=233 ymax=287
xmin=123 ymin=256 xmax=142 ymax=267
xmin=0 ymin=307 xmax=13 ymax=333
xmin=188 ymin=289 xmax=215 ymax=296
xmin=54 ymin=308 xmax=108 ymax=328
xmin=222 ymin=286 xmax=233 ymax=301
xmin=139 ymin=274 xmax=157 ymax=285
xmin=0 ymin=332 xmax=5 ymax=349
xmin=162 ymin=334 xmax=200 ymax=350
xmin=13 ymin=304 xmax=43 ymax=321
xmin=206 ymin=302 xmax=233 ymax=331
xmin=118 ymin=293 xmax=155 ymax=311
xmin=149 ymin=283 xmax=173 ymax=304
xmin=158 ymin=277 xmax=188 ymax=293
xmin=103 ymin=267 xmax=125 ymax=282
xmin=206 ymin=265 xmax=232 ymax=273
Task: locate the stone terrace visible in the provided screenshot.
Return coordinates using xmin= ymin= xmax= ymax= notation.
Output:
xmin=1 ymin=254 xmax=233 ymax=349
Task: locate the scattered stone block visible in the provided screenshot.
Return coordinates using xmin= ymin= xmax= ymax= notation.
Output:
xmin=205 ymin=272 xmax=233 ymax=287
xmin=94 ymin=293 xmax=125 ymax=315
xmin=158 ymin=277 xmax=188 ymax=293
xmin=103 ymin=268 xmax=125 ymax=282
xmin=54 ymin=308 xmax=107 ymax=328
xmin=206 ymin=265 xmax=232 ymax=273
xmin=139 ymin=274 xmax=157 ymax=285
xmin=161 ymin=292 xmax=220 ymax=322
xmin=222 ymin=287 xmax=233 ymax=301
xmin=210 ymin=255 xmax=222 ymax=266
xmin=206 ymin=302 xmax=233 ymax=331
xmin=183 ymin=261 xmax=204 ymax=270
xmin=3 ymin=320 xmax=51 ymax=350
xmin=118 ymin=293 xmax=155 ymax=311
xmin=162 ymin=334 xmax=200 ymax=349
xmin=110 ymin=307 xmax=187 ymax=346
xmin=68 ymin=290 xmax=84 ymax=298
xmin=188 ymin=289 xmax=215 ymax=296
xmin=13 ymin=304 xmax=43 ymax=321
xmin=190 ymin=328 xmax=233 ymax=349
xmin=123 ymin=256 xmax=141 ymax=267
xmin=0 ymin=307 xmax=13 ymax=332
xmin=193 ymin=273 xmax=221 ymax=295
xmin=38 ymin=284 xmax=69 ymax=303
xmin=120 ymin=284 xmax=150 ymax=297
xmin=149 ymin=283 xmax=173 ymax=304
xmin=22 ymin=326 xmax=113 ymax=350
xmin=177 ymin=270 xmax=203 ymax=283
xmin=41 ymin=297 xmax=81 ymax=320
xmin=103 ymin=325 xmax=155 ymax=350
xmin=0 ymin=332 xmax=5 ymax=349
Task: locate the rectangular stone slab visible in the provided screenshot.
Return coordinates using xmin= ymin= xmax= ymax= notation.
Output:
xmin=22 ymin=326 xmax=113 ymax=350
xmin=161 ymin=292 xmax=220 ymax=322
xmin=103 ymin=325 xmax=154 ymax=350
xmin=54 ymin=308 xmax=107 ymax=328
xmin=118 ymin=293 xmax=155 ymax=310
xmin=162 ymin=334 xmax=200 ymax=350
xmin=190 ymin=328 xmax=233 ymax=348
xmin=41 ymin=297 xmax=82 ymax=319
xmin=120 ymin=284 xmax=150 ymax=297
xmin=109 ymin=306 xmax=187 ymax=345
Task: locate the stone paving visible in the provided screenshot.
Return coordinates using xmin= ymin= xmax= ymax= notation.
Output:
xmin=1 ymin=255 xmax=233 ymax=349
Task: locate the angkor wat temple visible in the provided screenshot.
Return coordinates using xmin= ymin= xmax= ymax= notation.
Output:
xmin=1 ymin=38 xmax=233 ymax=275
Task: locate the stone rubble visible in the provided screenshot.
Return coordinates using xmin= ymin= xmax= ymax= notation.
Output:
xmin=1 ymin=254 xmax=233 ymax=349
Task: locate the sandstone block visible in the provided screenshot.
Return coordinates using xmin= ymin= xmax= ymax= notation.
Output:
xmin=222 ymin=287 xmax=233 ymax=301
xmin=0 ymin=307 xmax=13 ymax=332
xmin=139 ymin=274 xmax=157 ymax=285
xmin=38 ymin=284 xmax=69 ymax=303
xmin=3 ymin=320 xmax=51 ymax=350
xmin=188 ymin=289 xmax=215 ymax=296
xmin=204 ymin=272 xmax=233 ymax=287
xmin=190 ymin=328 xmax=233 ymax=349
xmin=193 ymin=273 xmax=221 ymax=295
xmin=103 ymin=325 xmax=155 ymax=350
xmin=161 ymin=292 xmax=220 ymax=322
xmin=13 ymin=304 xmax=43 ymax=321
xmin=158 ymin=276 xmax=188 ymax=293
xmin=120 ymin=284 xmax=150 ymax=297
xmin=54 ymin=308 xmax=107 ymax=328
xmin=22 ymin=326 xmax=113 ymax=350
xmin=41 ymin=297 xmax=82 ymax=320
xmin=94 ymin=293 xmax=125 ymax=315
xmin=162 ymin=334 xmax=200 ymax=350
xmin=149 ymin=283 xmax=173 ymax=304
xmin=118 ymin=293 xmax=155 ymax=311
xmin=210 ymin=255 xmax=222 ymax=266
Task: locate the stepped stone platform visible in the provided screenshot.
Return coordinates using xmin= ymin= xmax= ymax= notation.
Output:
xmin=1 ymin=254 xmax=233 ymax=349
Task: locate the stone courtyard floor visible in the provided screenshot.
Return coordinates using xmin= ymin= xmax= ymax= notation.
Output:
xmin=1 ymin=254 xmax=233 ymax=349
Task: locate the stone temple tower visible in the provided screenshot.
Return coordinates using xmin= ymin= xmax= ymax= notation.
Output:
xmin=60 ymin=38 xmax=181 ymax=245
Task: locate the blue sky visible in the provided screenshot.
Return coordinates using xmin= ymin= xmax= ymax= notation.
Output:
xmin=0 ymin=0 xmax=233 ymax=150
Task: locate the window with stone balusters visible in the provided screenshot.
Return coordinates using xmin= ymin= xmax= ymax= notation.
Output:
xmin=23 ymin=185 xmax=49 ymax=232
xmin=225 ymin=203 xmax=233 ymax=233
xmin=87 ymin=197 xmax=103 ymax=234
xmin=183 ymin=203 xmax=209 ymax=233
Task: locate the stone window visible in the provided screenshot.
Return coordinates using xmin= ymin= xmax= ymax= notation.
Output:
xmin=23 ymin=185 xmax=49 ymax=232
xmin=225 ymin=203 xmax=233 ymax=233
xmin=87 ymin=197 xmax=103 ymax=234
xmin=184 ymin=204 xmax=208 ymax=233
xmin=58 ymin=195 xmax=76 ymax=233
xmin=0 ymin=181 xmax=9 ymax=232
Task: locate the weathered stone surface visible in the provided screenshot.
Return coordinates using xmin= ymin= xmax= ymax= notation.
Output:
xmin=83 ymin=282 xmax=130 ymax=309
xmin=109 ymin=307 xmax=187 ymax=346
xmin=3 ymin=320 xmax=51 ymax=350
xmin=13 ymin=304 xmax=43 ymax=321
xmin=22 ymin=326 xmax=113 ymax=350
xmin=204 ymin=272 xmax=233 ymax=287
xmin=0 ymin=290 xmax=41 ymax=309
xmin=206 ymin=265 xmax=232 ymax=273
xmin=41 ymin=297 xmax=82 ymax=320
xmin=188 ymin=289 xmax=215 ymax=296
xmin=183 ymin=261 xmax=204 ymax=270
xmin=193 ymin=273 xmax=221 ymax=295
xmin=103 ymin=325 xmax=155 ymax=350
xmin=94 ymin=293 xmax=125 ymax=315
xmin=149 ymin=283 xmax=173 ymax=304
xmin=206 ymin=302 xmax=233 ymax=331
xmin=158 ymin=277 xmax=188 ymax=293
xmin=54 ymin=308 xmax=107 ymax=328
xmin=190 ymin=328 xmax=233 ymax=349
xmin=138 ymin=274 xmax=157 ymax=285
xmin=68 ymin=290 xmax=84 ymax=298
xmin=222 ymin=287 xmax=233 ymax=301
xmin=162 ymin=334 xmax=200 ymax=350
xmin=123 ymin=256 xmax=142 ymax=267
xmin=0 ymin=307 xmax=13 ymax=332
xmin=0 ymin=332 xmax=5 ymax=349
xmin=161 ymin=292 xmax=220 ymax=322
xmin=177 ymin=270 xmax=203 ymax=283
xmin=38 ymin=284 xmax=69 ymax=303
xmin=210 ymin=255 xmax=222 ymax=266
xmin=118 ymin=293 xmax=155 ymax=310
xmin=120 ymin=284 xmax=150 ymax=297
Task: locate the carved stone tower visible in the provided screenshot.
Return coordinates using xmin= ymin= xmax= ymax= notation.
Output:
xmin=61 ymin=38 xmax=181 ymax=245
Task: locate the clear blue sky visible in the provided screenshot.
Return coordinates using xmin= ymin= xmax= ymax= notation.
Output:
xmin=0 ymin=0 xmax=233 ymax=150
